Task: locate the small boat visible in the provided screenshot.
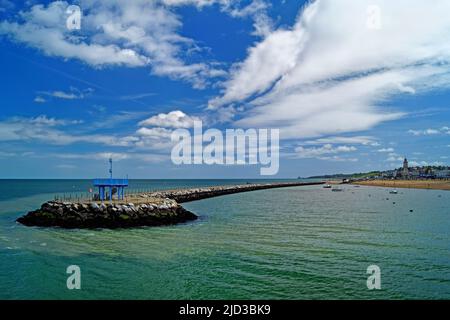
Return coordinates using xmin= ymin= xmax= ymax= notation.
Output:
xmin=389 ymin=190 xmax=398 ymax=194
xmin=323 ymin=184 xmax=332 ymax=189
xmin=332 ymin=187 xmax=343 ymax=192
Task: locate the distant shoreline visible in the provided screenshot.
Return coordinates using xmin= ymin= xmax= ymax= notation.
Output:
xmin=352 ymin=180 xmax=450 ymax=191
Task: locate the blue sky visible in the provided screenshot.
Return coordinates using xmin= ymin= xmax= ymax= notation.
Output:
xmin=0 ymin=0 xmax=449 ymax=179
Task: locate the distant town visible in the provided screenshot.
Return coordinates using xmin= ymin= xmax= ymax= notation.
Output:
xmin=306 ymin=158 xmax=450 ymax=181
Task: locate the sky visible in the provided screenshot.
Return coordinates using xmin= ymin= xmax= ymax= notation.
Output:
xmin=0 ymin=0 xmax=449 ymax=179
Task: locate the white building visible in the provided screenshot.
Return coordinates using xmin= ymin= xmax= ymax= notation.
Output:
xmin=436 ymin=169 xmax=450 ymax=178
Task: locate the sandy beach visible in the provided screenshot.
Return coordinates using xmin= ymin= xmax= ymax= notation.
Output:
xmin=352 ymin=180 xmax=450 ymax=191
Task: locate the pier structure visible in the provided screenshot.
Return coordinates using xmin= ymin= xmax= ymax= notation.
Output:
xmin=93 ymin=158 xmax=128 ymax=202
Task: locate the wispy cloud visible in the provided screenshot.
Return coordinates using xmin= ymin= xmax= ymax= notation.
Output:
xmin=294 ymin=144 xmax=357 ymax=159
xmin=55 ymin=152 xmax=167 ymax=163
xmin=408 ymin=127 xmax=450 ymax=136
xmin=163 ymin=0 xmax=272 ymax=36
xmin=34 ymin=96 xmax=46 ymax=103
xmin=37 ymin=87 xmax=93 ymax=101
xmin=0 ymin=114 xmax=179 ymax=152
xmin=0 ymin=1 xmax=227 ymax=88
xmin=119 ymin=92 xmax=157 ymax=101
xmin=209 ymin=0 xmax=450 ymax=140
xmin=0 ymin=115 xmax=135 ymax=147
xmin=409 ymin=160 xmax=445 ymax=167
xmin=377 ymin=148 xmax=395 ymax=153
xmin=0 ymin=151 xmax=16 ymax=158
xmin=304 ymin=136 xmax=379 ymax=146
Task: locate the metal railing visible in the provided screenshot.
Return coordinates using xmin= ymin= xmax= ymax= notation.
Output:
xmin=93 ymin=179 xmax=129 ymax=186
xmin=52 ymin=187 xmax=162 ymax=204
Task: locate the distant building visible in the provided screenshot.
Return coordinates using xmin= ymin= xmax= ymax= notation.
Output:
xmin=402 ymin=158 xmax=410 ymax=178
xmin=436 ymin=169 xmax=450 ymax=179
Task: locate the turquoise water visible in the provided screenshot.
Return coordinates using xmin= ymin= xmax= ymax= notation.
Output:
xmin=0 ymin=180 xmax=449 ymax=299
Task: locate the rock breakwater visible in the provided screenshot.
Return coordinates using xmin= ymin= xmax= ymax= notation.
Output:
xmin=17 ymin=199 xmax=196 ymax=229
xmin=17 ymin=181 xmax=323 ymax=229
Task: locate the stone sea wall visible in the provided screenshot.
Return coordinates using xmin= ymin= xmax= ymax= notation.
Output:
xmin=17 ymin=199 xmax=197 ymax=229
xmin=148 ymin=182 xmax=324 ymax=203
xmin=17 ymin=182 xmax=323 ymax=229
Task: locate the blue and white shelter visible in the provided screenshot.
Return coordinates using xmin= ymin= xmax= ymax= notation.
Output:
xmin=93 ymin=158 xmax=128 ymax=202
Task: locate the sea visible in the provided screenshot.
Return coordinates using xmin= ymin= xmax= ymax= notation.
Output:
xmin=0 ymin=179 xmax=449 ymax=299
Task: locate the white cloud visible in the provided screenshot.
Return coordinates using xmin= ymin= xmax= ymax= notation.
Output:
xmin=0 ymin=1 xmax=274 ymax=88
xmin=209 ymin=26 xmax=305 ymax=107
xmin=304 ymin=136 xmax=379 ymax=146
xmin=38 ymin=87 xmax=92 ymax=100
xmin=386 ymin=157 xmax=403 ymax=162
xmin=135 ymin=110 xmax=206 ymax=151
xmin=57 ymin=152 xmax=129 ymax=161
xmin=386 ymin=153 xmax=404 ymax=162
xmin=28 ymin=115 xmax=80 ymax=126
xmin=409 ymin=160 xmax=445 ymax=167
xmin=0 ymin=1 xmax=225 ymax=88
xmin=56 ymin=152 xmax=166 ymax=163
xmin=210 ymin=0 xmax=450 ymax=139
xmin=408 ymin=127 xmax=450 ymax=136
xmin=56 ymin=164 xmax=76 ymax=169
xmin=120 ymin=92 xmax=157 ymax=101
xmin=0 ymin=113 xmax=184 ymax=154
xmin=377 ymin=147 xmax=395 ymax=153
xmin=317 ymin=156 xmax=359 ymax=162
xmin=50 ymin=91 xmax=79 ymax=100
xmin=138 ymin=110 xmax=201 ymax=128
xmin=222 ymin=0 xmax=272 ymax=37
xmin=161 ymin=0 xmax=219 ymax=7
xmin=0 ymin=151 xmax=16 ymax=158
xmin=0 ymin=2 xmax=149 ymax=65
xmin=136 ymin=127 xmax=173 ymax=139
xmin=162 ymin=0 xmax=272 ymax=36
xmin=0 ymin=115 xmax=136 ymax=146
xmin=294 ymin=144 xmax=357 ymax=159
xmin=34 ymin=96 xmax=46 ymax=103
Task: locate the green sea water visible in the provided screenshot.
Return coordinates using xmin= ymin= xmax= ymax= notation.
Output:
xmin=0 ymin=180 xmax=449 ymax=299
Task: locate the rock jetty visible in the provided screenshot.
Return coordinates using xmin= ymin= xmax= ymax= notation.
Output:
xmin=147 ymin=182 xmax=323 ymax=203
xmin=17 ymin=198 xmax=196 ymax=229
xmin=17 ymin=181 xmax=323 ymax=229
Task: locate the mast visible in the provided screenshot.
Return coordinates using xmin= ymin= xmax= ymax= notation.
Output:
xmin=109 ymin=157 xmax=113 ymax=180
